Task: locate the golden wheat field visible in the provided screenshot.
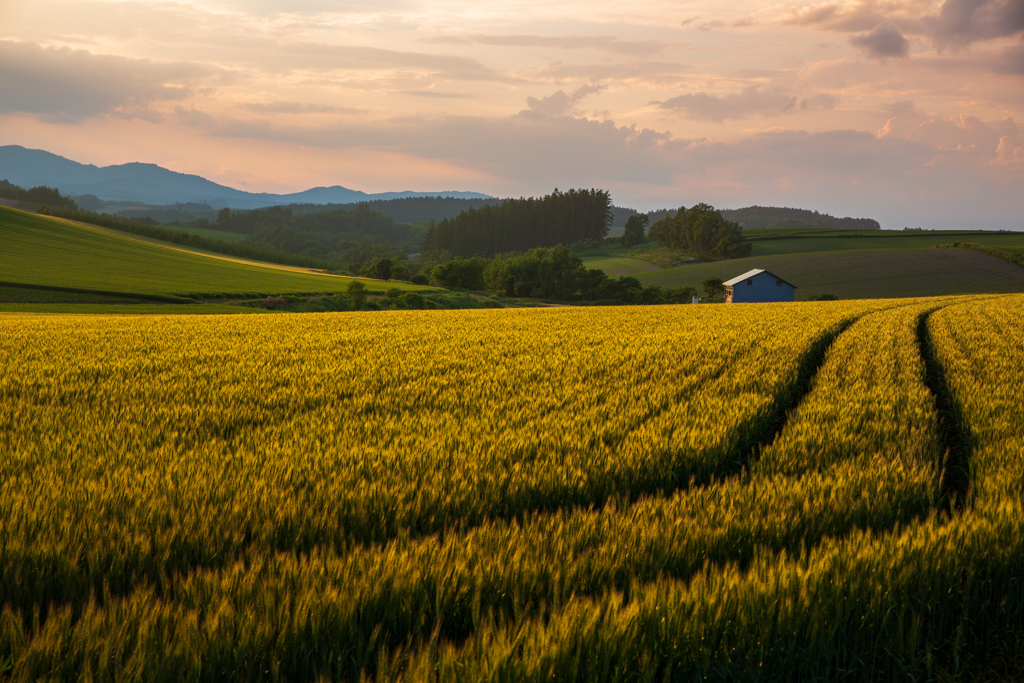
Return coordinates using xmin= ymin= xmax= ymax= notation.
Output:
xmin=0 ymin=295 xmax=1022 ymax=681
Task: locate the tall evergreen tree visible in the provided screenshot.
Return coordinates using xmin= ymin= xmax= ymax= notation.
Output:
xmin=423 ymin=189 xmax=612 ymax=256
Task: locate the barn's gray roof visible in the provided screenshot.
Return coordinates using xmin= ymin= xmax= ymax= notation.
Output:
xmin=723 ymin=268 xmax=797 ymax=288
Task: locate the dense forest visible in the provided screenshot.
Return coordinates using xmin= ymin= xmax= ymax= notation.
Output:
xmin=0 ymin=180 xmax=79 ymax=210
xmin=423 ymin=188 xmax=613 ymax=257
xmin=204 ymin=204 xmax=424 ymax=263
xmin=648 ymin=204 xmax=751 ymax=260
xmin=720 ymin=206 xmax=881 ymax=231
xmin=427 ymin=246 xmax=698 ymax=304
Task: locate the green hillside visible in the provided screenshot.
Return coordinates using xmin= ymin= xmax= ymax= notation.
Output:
xmin=580 ymin=256 xmax=661 ymax=276
xmin=0 ymin=206 xmax=429 ymax=301
xmin=635 ymin=248 xmax=1024 ymax=300
xmin=747 ymin=231 xmax=1024 ymax=258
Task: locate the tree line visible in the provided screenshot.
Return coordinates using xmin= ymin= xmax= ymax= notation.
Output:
xmin=0 ymin=180 xmax=78 ymax=210
xmin=647 ymin=203 xmax=751 ymax=260
xmin=423 ymin=189 xmax=613 ymax=257
xmin=424 ymin=245 xmax=698 ymax=304
xmin=720 ymin=205 xmax=880 ymax=231
xmin=37 ymin=207 xmax=333 ymax=270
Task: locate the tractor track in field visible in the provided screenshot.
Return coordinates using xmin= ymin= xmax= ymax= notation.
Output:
xmin=916 ymin=306 xmax=977 ymax=512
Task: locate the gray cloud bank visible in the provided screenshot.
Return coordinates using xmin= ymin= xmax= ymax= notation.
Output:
xmin=849 ymin=22 xmax=910 ymax=58
xmin=162 ymin=92 xmax=1024 ymax=229
xmin=422 ymin=33 xmax=671 ymax=57
xmin=785 ymin=0 xmax=1024 ymax=66
xmin=0 ymin=41 xmax=215 ymax=122
xmin=656 ymin=87 xmax=836 ymax=122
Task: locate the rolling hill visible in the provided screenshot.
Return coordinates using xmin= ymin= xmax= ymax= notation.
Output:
xmin=0 ymin=206 xmax=429 ymax=302
xmin=746 ymin=232 xmax=1024 ymax=258
xmin=634 ymin=248 xmax=1024 ymax=299
xmin=0 ymin=145 xmax=491 ymax=208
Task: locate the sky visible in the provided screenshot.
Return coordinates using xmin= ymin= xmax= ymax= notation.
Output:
xmin=1 ymin=0 xmax=1023 ymax=228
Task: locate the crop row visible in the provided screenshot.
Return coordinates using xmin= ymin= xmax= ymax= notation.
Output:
xmin=0 ymin=296 xmax=995 ymax=680
xmin=0 ymin=303 xmax=875 ymax=576
xmin=377 ymin=295 xmax=1024 ymax=682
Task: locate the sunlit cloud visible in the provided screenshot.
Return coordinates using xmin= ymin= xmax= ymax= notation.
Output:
xmin=0 ymin=40 xmax=217 ymax=122
xmin=421 ymin=33 xmax=673 ymax=56
xmin=0 ymin=0 xmax=1022 ymax=229
xmin=655 ymin=87 xmax=836 ymax=122
xmin=849 ymin=22 xmax=910 ymax=59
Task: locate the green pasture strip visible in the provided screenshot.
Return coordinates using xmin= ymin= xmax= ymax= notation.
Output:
xmin=157 ymin=224 xmax=247 ymax=242
xmin=402 ymin=297 xmax=1024 ymax=682
xmin=741 ymin=226 xmax=869 ymax=237
xmin=0 ymin=206 xmax=427 ymax=297
xmin=747 ymin=231 xmax=1024 ymax=257
xmin=0 ymin=281 xmax=193 ymax=304
xmin=637 ymin=247 xmax=1024 ymax=300
xmin=0 ymin=303 xmax=266 ymax=315
xmin=579 ymin=256 xmax=661 ymax=276
xmin=937 ymin=241 xmax=1024 ymax=268
xmin=582 ymin=241 xmax=686 ymax=268
xmin=0 ymin=285 xmax=128 ymax=304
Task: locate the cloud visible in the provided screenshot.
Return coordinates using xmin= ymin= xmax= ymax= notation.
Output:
xmin=422 ymin=34 xmax=670 ymax=57
xmin=167 ymin=103 xmax=691 ymax=192
xmin=994 ymin=43 xmax=1024 ymax=74
xmin=655 ymin=87 xmax=835 ymax=123
xmin=242 ymin=42 xmax=510 ymax=82
xmin=879 ymin=108 xmax=1024 ymax=153
xmin=883 ymin=100 xmax=917 ymax=115
xmin=398 ymin=91 xmax=473 ymax=99
xmin=0 ymin=40 xmax=214 ymax=122
xmin=166 ymin=103 xmax=1024 ymax=227
xmin=523 ymin=85 xmax=605 ymax=118
xmin=525 ymin=60 xmax=693 ymax=86
xmin=779 ymin=2 xmax=886 ymax=32
xmin=922 ymin=0 xmax=1024 ymax=47
xmin=849 ymin=22 xmax=910 ymax=58
xmin=781 ymin=0 xmax=1024 ymax=50
xmin=243 ymin=101 xmax=363 ymax=114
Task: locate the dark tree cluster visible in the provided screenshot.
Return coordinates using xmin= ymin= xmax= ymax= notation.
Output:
xmin=208 ymin=204 xmax=423 ymax=264
xmin=621 ymin=214 xmax=648 ymax=248
xmin=284 ymin=197 xmax=502 ymax=224
xmin=720 ymin=205 xmax=880 ymax=231
xmin=0 ymin=180 xmax=78 ymax=210
xmin=429 ymin=245 xmax=697 ymax=304
xmin=423 ymin=189 xmax=613 ymax=257
xmin=347 ymin=257 xmax=412 ymax=282
xmin=648 ymin=204 xmax=751 ymax=260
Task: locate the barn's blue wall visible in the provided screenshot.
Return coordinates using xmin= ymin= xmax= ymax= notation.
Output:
xmin=728 ymin=272 xmax=795 ymax=303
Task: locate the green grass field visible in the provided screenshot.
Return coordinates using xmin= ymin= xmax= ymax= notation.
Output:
xmin=0 ymin=302 xmax=267 ymax=314
xmin=0 ymin=206 xmax=431 ymax=301
xmin=636 ymin=247 xmax=1024 ymax=299
xmin=580 ymin=256 xmax=662 ymax=276
xmin=747 ymin=232 xmax=1024 ymax=257
xmin=158 ymin=224 xmax=248 ymax=242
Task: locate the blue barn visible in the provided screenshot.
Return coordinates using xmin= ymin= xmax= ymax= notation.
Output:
xmin=724 ymin=268 xmax=796 ymax=303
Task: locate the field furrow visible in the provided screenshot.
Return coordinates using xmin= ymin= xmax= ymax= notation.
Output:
xmin=0 ymin=298 xmax=977 ymax=680
xmin=373 ymin=295 xmax=1024 ymax=682
xmin=0 ymin=305 xmax=873 ymax=570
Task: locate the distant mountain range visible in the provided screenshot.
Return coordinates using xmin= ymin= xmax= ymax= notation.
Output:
xmin=0 ymin=145 xmax=491 ymax=209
